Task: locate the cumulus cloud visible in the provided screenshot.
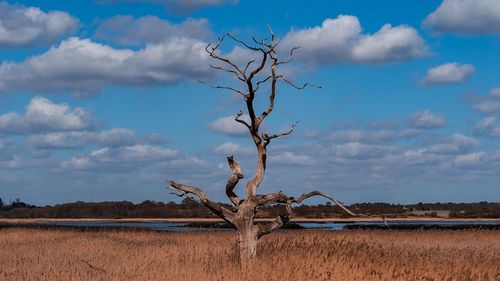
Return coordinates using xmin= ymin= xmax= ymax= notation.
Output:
xmin=409 ymin=110 xmax=446 ymax=129
xmin=424 ymin=0 xmax=500 ymax=35
xmin=27 ymin=128 xmax=166 ymax=150
xmin=209 ymin=115 xmax=249 ymax=136
xmin=95 ymin=16 xmax=212 ymax=45
xmin=428 ymin=134 xmax=479 ymax=155
xmin=60 ymin=145 xmax=179 ymax=171
xmin=0 ymin=96 xmax=93 ymax=134
xmin=398 ymin=149 xmax=443 ymax=166
xmin=270 ymin=151 xmax=314 ymax=166
xmin=423 ymin=62 xmax=475 ymax=84
xmin=452 ymin=151 xmax=486 ymax=167
xmin=95 ymin=0 xmax=238 ymax=14
xmin=0 ymin=37 xmax=213 ymax=95
xmin=0 ymin=2 xmax=79 ymax=48
xmin=469 ymin=88 xmax=500 ymax=116
xmin=0 ymin=155 xmax=23 ymax=169
xmin=332 ymin=142 xmax=397 ymax=160
xmin=474 ymin=117 xmax=500 ymax=137
xmin=213 ymin=141 xmax=252 ymax=155
xmin=327 ymin=129 xmax=395 ymax=144
xmin=281 ymin=15 xmax=428 ymax=65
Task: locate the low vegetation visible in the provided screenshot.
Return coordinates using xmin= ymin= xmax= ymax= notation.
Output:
xmin=1 ymin=198 xmax=499 ymax=219
xmin=0 ymin=228 xmax=498 ymax=281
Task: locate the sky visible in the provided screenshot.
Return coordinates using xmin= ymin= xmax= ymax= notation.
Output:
xmin=0 ymin=0 xmax=499 ymax=205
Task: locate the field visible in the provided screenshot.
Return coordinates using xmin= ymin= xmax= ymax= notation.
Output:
xmin=0 ymin=228 xmax=499 ymax=281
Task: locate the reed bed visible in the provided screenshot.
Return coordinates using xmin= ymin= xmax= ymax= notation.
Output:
xmin=0 ymin=228 xmax=498 ymax=281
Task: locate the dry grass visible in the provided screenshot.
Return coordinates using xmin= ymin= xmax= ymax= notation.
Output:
xmin=0 ymin=228 xmax=499 ymax=281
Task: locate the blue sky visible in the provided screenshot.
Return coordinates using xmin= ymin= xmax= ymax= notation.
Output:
xmin=0 ymin=0 xmax=499 ymax=205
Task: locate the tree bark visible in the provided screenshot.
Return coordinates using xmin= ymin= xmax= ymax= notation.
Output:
xmin=238 ymin=225 xmax=258 ymax=262
xmin=233 ymin=200 xmax=259 ymax=262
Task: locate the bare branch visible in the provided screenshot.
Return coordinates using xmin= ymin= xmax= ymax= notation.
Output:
xmin=235 ymin=110 xmax=251 ymax=129
xmin=205 ymin=36 xmax=246 ymax=79
xmin=243 ymin=60 xmax=255 ymax=75
xmin=251 ymin=190 xmax=373 ymax=221
xmin=267 ymin=24 xmax=275 ymax=42
xmin=227 ymin=33 xmax=262 ymax=51
xmin=262 ymin=121 xmax=298 ymax=144
xmin=226 ymin=156 xmax=243 ymax=206
xmin=209 ymin=65 xmax=245 ymax=82
xmin=281 ymin=76 xmax=322 ymax=90
xmin=167 ymin=181 xmax=235 ymax=224
xmin=254 ymin=75 xmax=272 ymax=93
xmin=248 ymin=50 xmax=268 ymax=81
xmin=257 ymin=215 xmax=290 ymax=238
xmin=254 ymin=189 xmax=378 ymax=237
xmin=290 ymin=191 xmax=358 ymax=216
xmin=277 ymin=47 xmax=300 ymax=65
xmin=198 ymin=81 xmax=246 ymax=96
xmin=256 ymin=55 xmax=278 ymax=126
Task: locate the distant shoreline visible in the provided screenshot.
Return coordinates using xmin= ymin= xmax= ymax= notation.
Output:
xmin=1 ymin=217 xmax=500 ymax=224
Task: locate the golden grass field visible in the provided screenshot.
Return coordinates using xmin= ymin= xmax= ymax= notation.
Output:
xmin=0 ymin=228 xmax=499 ymax=281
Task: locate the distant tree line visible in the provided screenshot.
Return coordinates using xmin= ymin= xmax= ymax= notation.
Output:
xmin=0 ymin=197 xmax=499 ymax=219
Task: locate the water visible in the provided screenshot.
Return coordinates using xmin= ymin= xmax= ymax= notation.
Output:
xmin=33 ymin=220 xmax=500 ymax=231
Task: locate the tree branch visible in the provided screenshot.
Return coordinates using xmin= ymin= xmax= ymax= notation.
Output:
xmin=253 ymin=75 xmax=272 ymax=93
xmin=235 ymin=110 xmax=251 ymax=129
xmin=256 ymin=55 xmax=278 ymax=126
xmin=262 ymin=121 xmax=298 ymax=145
xmin=243 ymin=60 xmax=255 ymax=75
xmin=167 ymin=181 xmax=235 ymax=225
xmin=209 ymin=65 xmax=245 ymax=82
xmin=281 ymin=76 xmax=322 ymax=90
xmin=227 ymin=33 xmax=262 ymax=52
xmin=254 ymin=189 xmax=385 ymax=237
xmin=198 ymin=81 xmax=246 ymax=96
xmin=225 ymin=156 xmax=243 ymax=206
xmin=277 ymin=47 xmax=300 ymax=66
xmin=289 ymin=191 xmax=358 ymax=216
xmin=257 ymin=215 xmax=290 ymax=238
xmin=205 ymin=36 xmax=246 ymax=79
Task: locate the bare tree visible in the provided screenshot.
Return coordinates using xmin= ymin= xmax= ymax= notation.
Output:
xmin=167 ymin=29 xmax=366 ymax=263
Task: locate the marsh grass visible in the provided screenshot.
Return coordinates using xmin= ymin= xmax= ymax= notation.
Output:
xmin=0 ymin=228 xmax=498 ymax=281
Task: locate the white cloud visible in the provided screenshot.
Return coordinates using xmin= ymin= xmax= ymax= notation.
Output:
xmin=399 ymin=149 xmax=443 ymax=166
xmin=27 ymin=128 xmax=166 ymax=149
xmin=0 ymin=2 xmax=79 ymax=47
xmin=332 ymin=142 xmax=397 ymax=160
xmin=424 ymin=0 xmax=500 ymax=35
xmin=95 ymin=0 xmax=238 ymax=14
xmin=213 ymin=141 xmax=252 ymax=155
xmin=0 ymin=155 xmax=23 ymax=169
xmin=0 ymin=37 xmax=213 ymax=95
xmin=452 ymin=152 xmax=486 ymax=167
xmin=270 ymin=151 xmax=314 ymax=166
xmin=470 ymin=88 xmax=500 ymax=116
xmin=0 ymin=96 xmax=93 ymax=134
xmin=281 ymin=15 xmax=428 ymax=65
xmin=327 ymin=129 xmax=395 ymax=144
xmin=423 ymin=62 xmax=475 ymax=84
xmin=95 ymin=16 xmax=212 ymax=45
xmin=209 ymin=115 xmax=249 ymax=136
xmin=428 ymin=133 xmax=479 ymax=155
xmin=0 ymin=138 xmax=11 ymax=150
xmin=489 ymin=88 xmax=500 ymax=97
xmin=61 ymin=144 xmax=179 ymax=170
xmin=409 ymin=110 xmax=446 ymax=129
xmin=474 ymin=117 xmax=500 ymax=137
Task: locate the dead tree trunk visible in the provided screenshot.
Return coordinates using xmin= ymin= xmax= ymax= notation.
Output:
xmin=167 ymin=29 xmax=374 ymax=264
